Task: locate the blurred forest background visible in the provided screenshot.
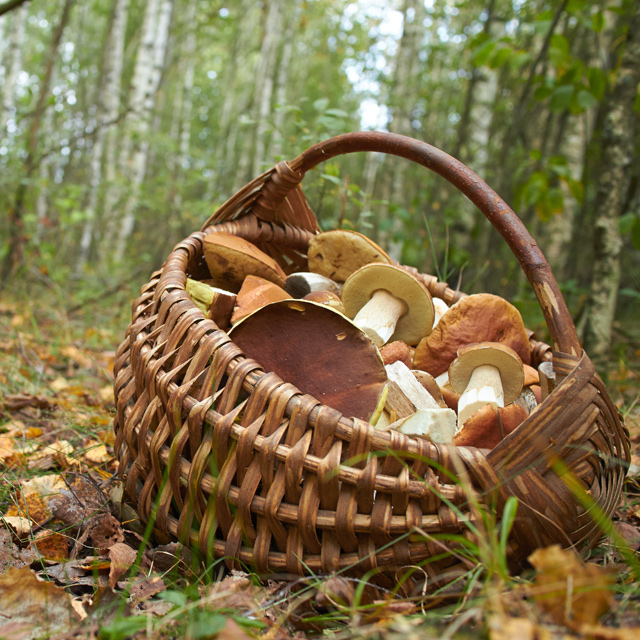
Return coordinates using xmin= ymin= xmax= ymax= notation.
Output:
xmin=0 ymin=0 xmax=639 ymax=364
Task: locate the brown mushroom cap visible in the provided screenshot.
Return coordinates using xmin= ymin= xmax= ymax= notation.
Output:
xmin=380 ymin=341 xmax=412 ymax=369
xmin=307 ymin=230 xmax=391 ymax=282
xmin=454 ymin=403 xmax=528 ymax=449
xmin=230 ymin=275 xmax=291 ymax=325
xmin=448 ymin=342 xmax=524 ymax=404
xmin=412 ymin=293 xmax=531 ymax=377
xmin=228 ymin=300 xmax=387 ymax=422
xmin=341 ymin=264 xmax=434 ymax=346
xmin=203 ymin=232 xmax=286 ymax=290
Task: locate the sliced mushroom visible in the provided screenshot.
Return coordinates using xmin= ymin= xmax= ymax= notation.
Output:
xmin=228 ymin=300 xmax=388 ymax=423
xmin=413 ymin=293 xmax=532 ymax=377
xmin=186 ymin=278 xmax=236 ymax=329
xmin=203 ymin=232 xmax=286 ymax=290
xmin=307 ymin=229 xmax=391 ymax=282
xmin=341 ymin=264 xmax=434 ymax=348
xmin=448 ymin=342 xmax=524 ymax=426
xmin=432 ymin=297 xmax=449 ymax=328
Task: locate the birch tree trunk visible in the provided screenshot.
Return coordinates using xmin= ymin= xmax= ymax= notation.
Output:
xmin=1 ymin=2 xmax=27 ymax=133
xmin=34 ymin=107 xmax=53 ymax=243
xmin=269 ymin=0 xmax=297 ymax=160
xmin=77 ymin=0 xmax=130 ymax=269
xmin=1 ymin=0 xmax=74 ymax=287
xmin=251 ymin=0 xmax=284 ymax=177
xmin=113 ymin=0 xmax=173 ymax=263
xmin=583 ymin=5 xmax=640 ymax=359
xmin=384 ymin=0 xmax=425 ymax=261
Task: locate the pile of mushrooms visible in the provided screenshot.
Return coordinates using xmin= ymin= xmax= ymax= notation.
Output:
xmin=186 ymin=228 xmax=547 ymax=450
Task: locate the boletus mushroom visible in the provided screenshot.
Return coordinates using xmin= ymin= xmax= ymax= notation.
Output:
xmin=203 ymin=231 xmax=286 ymax=291
xmin=413 ymin=293 xmax=531 ymax=377
xmin=448 ymin=342 xmax=524 ymax=426
xmin=307 ymin=229 xmax=391 ymax=282
xmin=341 ymin=263 xmax=434 ymax=348
xmin=228 ymin=300 xmax=388 ymax=423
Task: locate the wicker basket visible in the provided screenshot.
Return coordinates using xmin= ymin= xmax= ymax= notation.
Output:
xmin=113 ymin=132 xmax=629 ymax=592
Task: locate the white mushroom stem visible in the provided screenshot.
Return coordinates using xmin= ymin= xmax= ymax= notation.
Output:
xmin=353 ymin=289 xmax=407 ymax=348
xmin=457 ymin=364 xmax=504 ymax=425
xmin=432 ymin=298 xmax=449 ymax=328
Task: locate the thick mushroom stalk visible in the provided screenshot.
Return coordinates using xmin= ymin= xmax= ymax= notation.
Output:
xmin=456 ymin=364 xmax=504 ymax=425
xmin=353 ymin=289 xmax=408 ymax=347
xmin=449 ymin=342 xmax=524 ymax=429
xmin=342 ymin=264 xmax=434 ymax=348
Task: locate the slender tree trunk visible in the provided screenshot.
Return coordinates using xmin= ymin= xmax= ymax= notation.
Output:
xmin=583 ymin=6 xmax=640 ymax=359
xmin=113 ymin=0 xmax=173 ymax=263
xmin=269 ymin=0 xmax=297 ymax=160
xmin=1 ymin=2 xmax=27 ymax=133
xmin=384 ymin=0 xmax=425 ymax=260
xmin=1 ymin=0 xmax=74 ymax=287
xmin=77 ymin=0 xmax=130 ymax=270
xmin=251 ymin=0 xmax=283 ymax=176
xmin=34 ymin=107 xmax=53 ymax=243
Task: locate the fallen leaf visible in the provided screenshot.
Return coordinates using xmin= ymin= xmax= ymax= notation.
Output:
xmin=49 ymin=377 xmax=70 ymax=393
xmin=108 ymin=542 xmax=138 ymax=588
xmin=0 ymin=567 xmax=81 ymax=639
xmin=5 ymin=491 xmax=52 ymax=525
xmin=99 ymin=385 xmax=114 ymax=406
xmin=216 ymin=618 xmax=254 ymax=640
xmin=122 ymin=574 xmax=166 ymax=602
xmin=31 ymin=530 xmax=69 ymax=562
xmin=90 ymin=513 xmax=124 ymax=550
xmin=1 ymin=394 xmax=54 ymax=413
xmin=3 ymin=516 xmax=35 ymax=536
xmin=83 ymin=441 xmax=110 ymax=465
xmin=49 ymin=475 xmax=109 ymax=533
xmin=487 ymin=615 xmax=537 ymax=640
xmin=529 ymin=544 xmax=615 ymax=629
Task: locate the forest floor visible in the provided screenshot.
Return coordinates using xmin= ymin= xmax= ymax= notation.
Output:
xmin=0 ymin=281 xmax=639 ymax=640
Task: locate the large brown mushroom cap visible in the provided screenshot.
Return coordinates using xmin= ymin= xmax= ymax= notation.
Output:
xmin=203 ymin=232 xmax=287 ymax=290
xmin=454 ymin=403 xmax=528 ymax=449
xmin=412 ymin=293 xmax=531 ymax=377
xmin=228 ymin=300 xmax=387 ymax=422
xmin=342 ymin=263 xmax=434 ymax=346
xmin=307 ymin=230 xmax=391 ymax=282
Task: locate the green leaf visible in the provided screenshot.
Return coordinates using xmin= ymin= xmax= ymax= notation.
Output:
xmin=321 ymin=173 xmax=341 ymax=185
xmin=160 ymin=590 xmax=188 ymax=607
xmin=99 ymin=616 xmax=149 ymax=640
xmin=566 ymin=178 xmax=584 ymax=204
xmin=619 ymin=212 xmax=636 ymax=234
xmin=534 ymin=83 xmax=554 ymax=101
xmin=529 ymin=149 xmax=542 ymax=161
xmin=313 ymin=97 xmax=329 ymax=112
xmin=587 ymin=67 xmax=607 ymax=100
xmin=549 ymin=85 xmax=574 ymax=112
xmin=509 ymin=51 xmax=531 ymax=70
xmin=489 ymin=47 xmax=512 ymax=68
xmin=473 ymin=39 xmax=496 ymax=66
xmin=324 ymin=108 xmax=349 ymax=118
xmin=592 ymin=11 xmax=605 ymax=32
xmin=549 ymin=34 xmax=571 ymax=69
xmin=619 ymin=288 xmax=640 ymax=300
xmin=576 ymin=89 xmax=598 ymax=110
xmin=187 ymin=613 xmax=228 ymax=639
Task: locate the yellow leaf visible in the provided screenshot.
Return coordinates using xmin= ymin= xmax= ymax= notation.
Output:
xmin=528 ymin=544 xmax=615 ymax=629
xmin=83 ymin=441 xmax=110 ymax=464
xmin=32 ymin=530 xmax=69 ymax=562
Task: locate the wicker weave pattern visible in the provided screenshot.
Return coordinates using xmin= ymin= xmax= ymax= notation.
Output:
xmin=114 ymin=133 xmax=629 ymax=590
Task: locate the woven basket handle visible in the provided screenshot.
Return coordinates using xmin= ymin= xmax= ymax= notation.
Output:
xmin=256 ymin=131 xmax=580 ymax=357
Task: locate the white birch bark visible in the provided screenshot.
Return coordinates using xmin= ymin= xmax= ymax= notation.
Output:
xmin=34 ymin=107 xmax=53 ymax=243
xmin=1 ymin=3 xmax=28 ymax=134
xmin=78 ymin=0 xmax=131 ymax=269
xmin=114 ymin=0 xmax=173 ymax=263
xmin=251 ymin=0 xmax=283 ymax=176
xmin=269 ymin=0 xmax=297 ymax=160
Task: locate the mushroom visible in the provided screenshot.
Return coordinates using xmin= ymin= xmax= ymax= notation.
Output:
xmin=186 ymin=278 xmax=236 ymax=329
xmin=307 ymin=229 xmax=391 ymax=282
xmin=284 ymin=272 xmax=341 ymax=298
xmin=380 ymin=341 xmax=412 ymax=369
xmin=341 ymin=264 xmax=434 ymax=348
xmin=448 ymin=343 xmax=524 ymax=426
xmin=303 ymin=290 xmax=345 ymax=314
xmin=411 ymin=370 xmax=447 ymax=408
xmin=383 ymin=361 xmax=457 ymax=443
xmin=432 ymin=297 xmax=449 ymax=328
xmin=413 ymin=293 xmax=531 ymax=377
xmin=228 ymin=300 xmax=388 ymax=423
xmin=454 ymin=403 xmax=529 ymax=449
xmin=230 ymin=275 xmax=291 ymax=325
xmin=203 ymin=232 xmax=286 ymax=291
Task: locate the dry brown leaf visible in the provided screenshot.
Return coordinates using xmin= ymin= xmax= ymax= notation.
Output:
xmin=31 ymin=530 xmax=69 ymax=562
xmin=90 ymin=513 xmax=124 ymax=550
xmin=5 ymin=491 xmax=52 ymax=525
xmin=49 ymin=475 xmax=109 ymax=532
xmin=583 ymin=625 xmax=640 ymax=639
xmin=107 ymin=542 xmax=138 ymax=588
xmin=3 ymin=516 xmax=35 ymax=536
xmin=123 ymin=574 xmax=166 ymax=602
xmin=1 ymin=394 xmax=54 ymax=412
xmin=0 ymin=567 xmax=81 ymax=639
xmin=98 ymin=386 xmax=114 ymax=406
xmin=528 ymin=544 xmax=615 ymax=629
